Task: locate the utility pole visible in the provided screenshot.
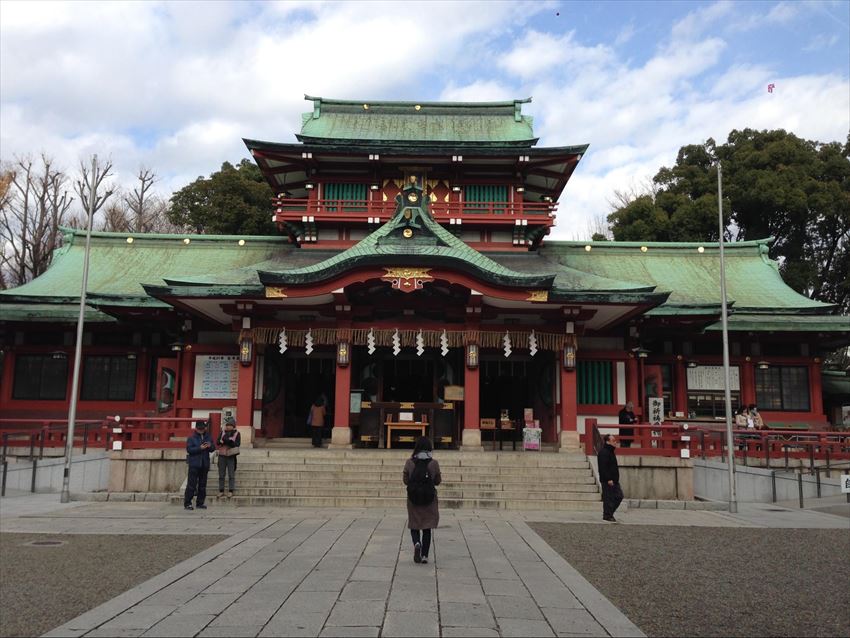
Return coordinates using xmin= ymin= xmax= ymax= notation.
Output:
xmin=60 ymin=155 xmax=97 ymax=503
xmin=717 ymin=161 xmax=738 ymax=513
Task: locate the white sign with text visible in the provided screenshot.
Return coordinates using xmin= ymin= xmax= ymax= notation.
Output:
xmin=687 ymin=365 xmax=740 ymax=391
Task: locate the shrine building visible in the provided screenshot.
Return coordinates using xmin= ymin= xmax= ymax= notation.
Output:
xmin=1 ymin=96 xmax=848 ymax=448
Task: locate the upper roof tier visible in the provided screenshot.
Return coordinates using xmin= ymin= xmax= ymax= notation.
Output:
xmin=298 ymin=95 xmax=538 ymax=146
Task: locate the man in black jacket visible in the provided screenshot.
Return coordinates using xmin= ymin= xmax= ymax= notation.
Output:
xmin=184 ymin=420 xmax=214 ymax=511
xmin=597 ymin=433 xmax=623 ymax=522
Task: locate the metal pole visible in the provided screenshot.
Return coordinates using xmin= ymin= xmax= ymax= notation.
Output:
xmin=717 ymin=162 xmax=737 ymax=513
xmin=60 ymin=155 xmax=98 ymax=503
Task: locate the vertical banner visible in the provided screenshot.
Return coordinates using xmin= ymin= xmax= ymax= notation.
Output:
xmin=648 ymin=397 xmax=665 ymax=425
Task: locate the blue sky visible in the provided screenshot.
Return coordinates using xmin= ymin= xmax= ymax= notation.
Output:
xmin=1 ymin=0 xmax=848 ymax=239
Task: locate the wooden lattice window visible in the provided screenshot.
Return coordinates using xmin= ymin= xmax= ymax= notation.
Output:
xmin=577 ymin=360 xmax=614 ymax=404
xmin=323 ymin=183 xmax=368 ymax=212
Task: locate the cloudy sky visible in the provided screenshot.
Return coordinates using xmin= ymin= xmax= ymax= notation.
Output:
xmin=1 ymin=0 xmax=848 ymax=239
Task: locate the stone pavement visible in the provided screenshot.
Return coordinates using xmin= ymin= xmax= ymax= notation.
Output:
xmin=2 ymin=495 xmax=846 ymax=638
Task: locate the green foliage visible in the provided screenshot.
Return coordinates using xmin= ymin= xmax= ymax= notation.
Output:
xmin=168 ymin=159 xmax=275 ymax=235
xmin=607 ymin=129 xmax=850 ymax=310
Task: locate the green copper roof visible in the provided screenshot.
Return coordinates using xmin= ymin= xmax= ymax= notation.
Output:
xmin=705 ymin=314 xmax=850 ymax=332
xmin=299 ymin=95 xmax=537 ymax=146
xmin=0 ymin=303 xmax=114 ymax=323
xmin=0 ymin=229 xmax=291 ymax=309
xmin=541 ymin=239 xmax=834 ymax=314
xmin=259 ymin=187 xmax=554 ymax=289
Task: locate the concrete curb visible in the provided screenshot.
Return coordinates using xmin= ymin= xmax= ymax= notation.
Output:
xmin=42 ymin=517 xmax=279 ymax=637
xmin=510 ymin=520 xmax=646 ymax=637
xmin=625 ymin=498 xmax=728 ymax=511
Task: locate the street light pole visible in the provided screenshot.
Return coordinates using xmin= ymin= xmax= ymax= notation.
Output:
xmin=717 ymin=161 xmax=738 ymax=513
xmin=60 ymin=155 xmax=98 ymax=503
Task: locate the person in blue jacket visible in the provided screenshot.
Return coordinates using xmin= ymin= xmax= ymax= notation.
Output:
xmin=184 ymin=420 xmax=214 ymax=510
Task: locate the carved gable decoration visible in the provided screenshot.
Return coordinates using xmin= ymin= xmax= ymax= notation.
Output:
xmin=381 ymin=267 xmax=433 ymax=293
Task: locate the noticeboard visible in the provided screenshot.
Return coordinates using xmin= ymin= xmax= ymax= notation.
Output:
xmin=687 ymin=365 xmax=740 ymax=391
xmin=193 ymin=355 xmax=239 ymax=399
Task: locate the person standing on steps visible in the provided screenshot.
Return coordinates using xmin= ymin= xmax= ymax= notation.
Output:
xmin=184 ymin=420 xmax=214 ymax=511
xmin=309 ymin=395 xmax=326 ymax=448
xmin=618 ymin=401 xmax=637 ymax=448
xmin=597 ymin=433 xmax=623 ymax=522
xmin=216 ymin=415 xmax=241 ymax=499
xmin=403 ymin=436 xmax=442 ymax=564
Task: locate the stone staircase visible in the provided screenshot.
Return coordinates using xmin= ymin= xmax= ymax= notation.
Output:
xmin=204 ymin=448 xmax=602 ymax=511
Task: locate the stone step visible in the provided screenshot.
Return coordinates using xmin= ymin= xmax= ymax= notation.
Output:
xmin=236 ymin=463 xmax=592 ymax=475
xmin=238 ymin=451 xmax=588 ymax=468
xmin=173 ymin=494 xmax=601 ymax=511
xmin=234 ymin=478 xmax=598 ymax=490
xmin=225 ymin=486 xmax=600 ymax=500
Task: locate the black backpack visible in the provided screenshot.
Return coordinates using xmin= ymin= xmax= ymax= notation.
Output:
xmin=407 ymin=458 xmax=436 ymax=506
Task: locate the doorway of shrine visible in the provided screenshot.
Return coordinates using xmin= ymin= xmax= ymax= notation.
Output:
xmin=261 ymin=351 xmax=335 ymax=438
xmin=351 ymin=347 xmax=463 ymax=404
xmin=479 ymin=353 xmax=557 ymax=442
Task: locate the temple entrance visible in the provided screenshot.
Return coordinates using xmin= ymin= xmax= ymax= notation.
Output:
xmin=480 ymin=353 xmax=556 ymax=440
xmin=261 ymin=351 xmax=335 ymax=438
xmin=352 ymin=347 xmax=463 ymax=404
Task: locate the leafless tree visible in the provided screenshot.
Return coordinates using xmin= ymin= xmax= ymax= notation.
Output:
xmin=98 ymin=167 xmax=179 ymax=233
xmin=606 ymin=177 xmax=659 ymax=211
xmin=0 ymin=155 xmax=74 ymax=288
xmin=75 ymin=156 xmax=115 ymax=223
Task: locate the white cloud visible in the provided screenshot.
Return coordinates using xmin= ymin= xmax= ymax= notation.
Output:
xmin=803 ymin=33 xmax=840 ymax=51
xmin=1 ymin=0 xmax=847 ymax=243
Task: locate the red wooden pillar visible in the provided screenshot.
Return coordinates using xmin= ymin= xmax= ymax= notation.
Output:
xmin=134 ymin=351 xmax=149 ymax=411
xmin=741 ymin=361 xmax=756 ymax=407
xmin=462 ymin=361 xmax=480 ymax=446
xmin=810 ymin=363 xmax=824 ymax=417
xmin=236 ymin=356 xmax=256 ymax=430
xmin=177 ymin=347 xmax=194 ymax=418
xmin=334 ymin=362 xmax=351 ymax=430
xmin=559 ymin=364 xmax=579 ymax=451
xmin=674 ymin=359 xmax=687 ymax=415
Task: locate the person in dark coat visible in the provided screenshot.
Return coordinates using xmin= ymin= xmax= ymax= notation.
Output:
xmin=184 ymin=420 xmax=214 ymax=510
xmin=597 ymin=433 xmax=623 ymax=522
xmin=309 ymin=396 xmax=326 ymax=448
xmin=403 ymin=436 xmax=442 ymax=564
xmin=618 ymin=401 xmax=637 ymax=448
xmin=216 ymin=416 xmax=241 ymax=498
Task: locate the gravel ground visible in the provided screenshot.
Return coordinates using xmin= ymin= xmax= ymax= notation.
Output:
xmin=529 ymin=523 xmax=850 ymax=638
xmin=0 ymin=533 xmax=226 ymax=638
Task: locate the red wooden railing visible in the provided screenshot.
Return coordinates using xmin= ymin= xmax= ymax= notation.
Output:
xmin=273 ymin=199 xmax=557 ymax=221
xmin=584 ymin=420 xmax=850 ymax=468
xmin=0 ymin=419 xmax=111 ymax=457
xmin=109 ymin=413 xmax=221 ymax=450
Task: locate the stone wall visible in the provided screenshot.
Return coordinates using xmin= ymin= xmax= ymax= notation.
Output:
xmin=108 ymin=450 xmax=186 ymax=493
xmin=589 ymin=454 xmax=694 ymax=500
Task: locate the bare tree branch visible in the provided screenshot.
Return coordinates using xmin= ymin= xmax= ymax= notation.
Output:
xmin=0 ymin=155 xmax=74 ymax=288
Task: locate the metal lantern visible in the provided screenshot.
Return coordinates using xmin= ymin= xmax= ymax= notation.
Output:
xmin=757 ymin=360 xmax=770 ymax=371
xmin=465 ymin=343 xmax=479 ymax=369
xmin=239 ymin=332 xmax=253 ymax=367
xmin=337 ymin=340 xmax=350 ymax=367
xmin=563 ymin=343 xmax=576 ymax=370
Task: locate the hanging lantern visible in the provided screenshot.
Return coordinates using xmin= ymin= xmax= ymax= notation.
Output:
xmin=466 ymin=343 xmax=479 ymax=369
xmin=336 ymin=340 xmax=350 ymax=367
xmin=562 ymin=343 xmax=576 ymax=370
xmin=239 ymin=331 xmax=254 ymax=367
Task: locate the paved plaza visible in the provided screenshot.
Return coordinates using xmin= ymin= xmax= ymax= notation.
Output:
xmin=1 ymin=494 xmax=847 ymax=637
